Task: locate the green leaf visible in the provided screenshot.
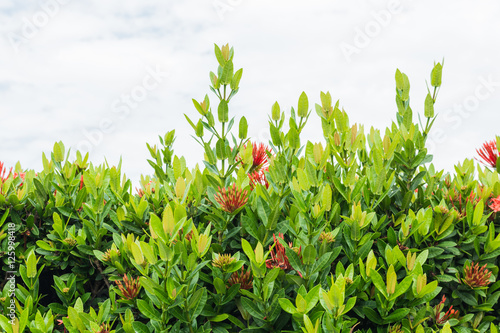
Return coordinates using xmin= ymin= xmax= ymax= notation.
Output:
xmin=372 ymin=147 xmax=383 ymax=175
xmin=218 ymin=100 xmax=229 ymax=123
xmin=241 ymin=297 xmax=265 ymax=320
xmin=390 ymin=276 xmax=412 ymax=301
xmin=83 ymin=171 xmax=97 ymax=198
xmin=216 ymin=138 xmax=226 ymax=160
xmin=286 ymin=248 xmax=303 ymax=276
xmin=370 ymin=269 xmax=388 ymax=298
xmin=342 ymin=296 xmax=357 ymax=315
xmin=53 ymin=141 xmax=64 ymax=162
xmin=263 ymin=268 xmax=281 ymax=286
xmin=239 ymin=116 xmax=248 ymax=139
xmin=214 ymin=277 xmax=226 ymax=295
xmin=271 ymin=101 xmax=280 ymax=121
xmin=278 ymin=298 xmax=297 ymax=314
xmin=302 ymin=245 xmax=317 ymax=265
xmin=140 ymin=241 xmax=157 ymax=265
xmin=473 ymin=200 xmax=484 ymax=226
xmin=305 ymin=284 xmax=321 ymax=313
xmin=241 ymin=239 xmax=255 ymax=262
xmin=26 ymin=251 xmax=37 ymax=279
xmin=297 ymin=92 xmax=309 ymax=117
xmin=137 ymin=299 xmax=161 ymax=321
xmin=0 ymin=315 xmax=13 ymax=333
xmin=297 ymin=168 xmax=310 ymax=191
xmin=189 ymin=288 xmax=207 ymax=319
xmin=363 ymin=307 xmax=383 ymax=325
xmin=221 ymin=61 xmax=234 ymax=85
xmin=453 ymin=290 xmax=477 ymax=306
xmin=18 ymin=305 xmax=29 ymax=333
xmin=417 ymin=280 xmax=438 ymax=298
xmin=214 ymin=44 xmax=225 ymax=66
xmin=395 ymin=69 xmax=404 ymax=90
xmin=311 ymin=252 xmax=333 ymax=276
xmin=431 ymin=62 xmax=442 ymax=87
xmin=424 ymin=93 xmax=434 ymax=118
xmin=288 ymin=127 xmax=300 ymax=149
xmin=132 ymin=321 xmax=151 ymax=333
xmin=383 ymin=308 xmax=410 ymax=323
xmin=231 ymin=68 xmax=243 ymax=90
xmin=150 ymin=213 xmax=167 ymax=244
xmin=191 ymin=99 xmax=205 ymax=116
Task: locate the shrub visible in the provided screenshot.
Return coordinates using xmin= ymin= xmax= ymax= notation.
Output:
xmin=1 ymin=44 xmax=500 ymax=333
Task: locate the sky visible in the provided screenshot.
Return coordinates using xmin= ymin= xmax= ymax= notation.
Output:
xmin=1 ymin=1 xmax=500 ymax=186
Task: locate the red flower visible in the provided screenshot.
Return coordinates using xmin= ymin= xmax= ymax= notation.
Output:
xmin=0 ymin=162 xmax=11 ymax=182
xmin=238 ymin=142 xmax=271 ymax=173
xmin=250 ymin=142 xmax=271 ymax=172
xmin=115 ymin=274 xmax=141 ymax=300
xmin=214 ymin=184 xmax=248 ymax=213
xmin=476 ymin=140 xmax=499 ymax=169
xmin=266 ymin=233 xmax=302 ymax=277
xmin=228 ymin=266 xmax=253 ymax=290
xmin=249 ymin=167 xmax=269 ymax=189
xmin=462 ymin=262 xmax=492 ymax=288
xmin=435 ymin=295 xmax=460 ymax=325
xmin=79 ymin=175 xmax=84 ymax=190
xmin=489 ymin=195 xmax=500 ymax=213
xmin=445 ymin=189 xmax=479 ymax=219
xmin=0 ymin=162 xmax=25 ymax=188
xmin=135 ymin=180 xmax=154 ymax=198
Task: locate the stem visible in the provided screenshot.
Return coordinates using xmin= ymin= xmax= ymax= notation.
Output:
xmin=263 ymin=230 xmax=269 ymax=246
xmin=184 ymin=298 xmax=195 ymax=333
xmin=221 ymin=121 xmax=226 ymax=182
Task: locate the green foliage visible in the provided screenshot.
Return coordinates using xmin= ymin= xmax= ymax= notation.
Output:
xmin=1 ymin=46 xmax=499 ymax=333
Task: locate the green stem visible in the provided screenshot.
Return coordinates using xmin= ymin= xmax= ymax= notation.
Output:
xmin=263 ymin=230 xmax=269 ymax=246
xmin=184 ymin=299 xmax=195 ymax=333
xmin=221 ymin=121 xmax=226 ymax=182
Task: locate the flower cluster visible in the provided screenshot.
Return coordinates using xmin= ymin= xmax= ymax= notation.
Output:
xmin=228 ymin=266 xmax=253 ymax=290
xmin=434 ymin=295 xmax=460 ymax=325
xmin=102 ymin=248 xmax=121 ymax=262
xmin=443 ymin=187 xmax=479 ymax=219
xmin=248 ymin=167 xmax=269 ymax=189
xmin=115 ymin=274 xmax=141 ymax=300
xmin=214 ymin=184 xmax=248 ymax=213
xmin=0 ymin=162 xmax=10 ymax=182
xmin=319 ymin=231 xmax=336 ymax=243
xmin=265 ymin=233 xmax=302 ymax=277
xmin=476 ymin=140 xmax=499 ymax=169
xmin=388 ymin=324 xmax=403 ymax=333
xmin=462 ymin=262 xmax=492 ymax=288
xmin=135 ymin=180 xmax=155 ymax=198
xmin=246 ymin=142 xmax=271 ymax=173
xmin=96 ymin=323 xmax=112 ymax=333
xmin=0 ymin=161 xmax=25 ymax=188
xmin=212 ymin=253 xmax=236 ymax=271
xmin=489 ymin=195 xmax=500 ymax=213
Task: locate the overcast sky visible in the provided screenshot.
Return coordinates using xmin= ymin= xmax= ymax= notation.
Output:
xmin=1 ymin=1 xmax=500 ymax=185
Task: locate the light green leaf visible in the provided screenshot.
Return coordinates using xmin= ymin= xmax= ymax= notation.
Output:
xmin=424 ymin=93 xmax=434 ymax=118
xmin=218 ymin=100 xmax=229 ymax=123
xmin=279 ymin=298 xmax=297 ymax=314
xmin=431 ymin=62 xmax=443 ymax=87
xmin=370 ymin=269 xmax=388 ymax=298
xmin=298 ymin=92 xmax=309 ymax=117
xmin=239 ymin=116 xmax=248 ymax=139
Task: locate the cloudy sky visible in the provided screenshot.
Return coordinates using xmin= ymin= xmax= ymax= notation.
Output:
xmin=1 ymin=1 xmax=500 ymax=185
